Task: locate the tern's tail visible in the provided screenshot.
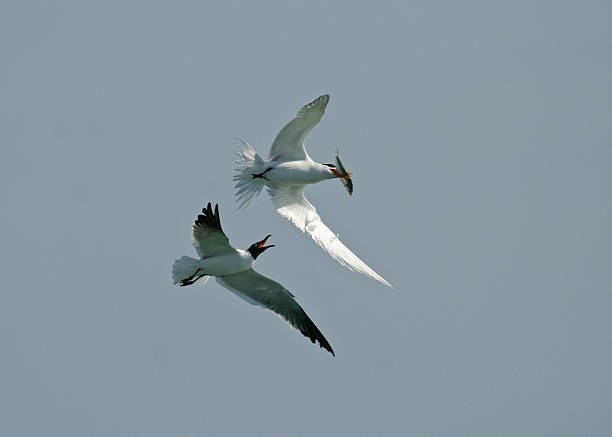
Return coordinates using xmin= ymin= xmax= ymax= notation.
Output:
xmin=233 ymin=139 xmax=266 ymax=211
xmin=172 ymin=256 xmax=209 ymax=287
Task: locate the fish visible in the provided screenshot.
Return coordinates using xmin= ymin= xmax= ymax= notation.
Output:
xmin=333 ymin=148 xmax=353 ymax=195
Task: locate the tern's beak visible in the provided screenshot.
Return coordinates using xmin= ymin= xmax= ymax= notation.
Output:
xmin=258 ymin=234 xmax=275 ymax=249
xmin=331 ymin=168 xmax=352 ymax=180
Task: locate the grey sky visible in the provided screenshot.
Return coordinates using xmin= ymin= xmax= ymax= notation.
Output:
xmin=1 ymin=1 xmax=611 ymax=436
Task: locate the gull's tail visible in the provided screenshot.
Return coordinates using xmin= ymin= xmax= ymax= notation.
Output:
xmin=233 ymin=139 xmax=267 ymax=211
xmin=172 ymin=256 xmax=209 ymax=287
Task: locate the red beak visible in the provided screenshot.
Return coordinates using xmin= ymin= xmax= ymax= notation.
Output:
xmin=258 ymin=234 xmax=273 ymax=248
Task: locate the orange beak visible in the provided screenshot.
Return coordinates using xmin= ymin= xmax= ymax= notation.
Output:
xmin=331 ymin=168 xmax=352 ymax=179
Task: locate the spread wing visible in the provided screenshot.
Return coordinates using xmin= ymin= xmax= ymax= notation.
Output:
xmin=191 ymin=203 xmax=235 ymax=258
xmin=216 ymin=269 xmax=334 ymax=356
xmin=268 ymin=94 xmax=330 ymax=162
xmin=268 ymin=185 xmax=392 ymax=288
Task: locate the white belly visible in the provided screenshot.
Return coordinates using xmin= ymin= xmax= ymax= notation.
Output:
xmin=198 ymin=251 xmax=253 ymax=276
xmin=266 ymin=161 xmax=333 ymax=185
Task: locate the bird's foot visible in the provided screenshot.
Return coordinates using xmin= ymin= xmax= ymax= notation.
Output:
xmin=251 ymin=168 xmax=272 ymax=180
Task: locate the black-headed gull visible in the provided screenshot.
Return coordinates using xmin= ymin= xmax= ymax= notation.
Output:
xmin=172 ymin=203 xmax=334 ymax=355
xmin=233 ymin=94 xmax=392 ymax=288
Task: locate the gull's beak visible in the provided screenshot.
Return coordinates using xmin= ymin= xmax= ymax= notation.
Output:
xmin=258 ymin=235 xmax=275 ymax=249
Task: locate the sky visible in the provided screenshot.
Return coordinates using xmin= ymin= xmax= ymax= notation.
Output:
xmin=1 ymin=1 xmax=611 ymax=436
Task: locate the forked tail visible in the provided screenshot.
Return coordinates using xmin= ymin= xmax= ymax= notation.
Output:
xmin=172 ymin=256 xmax=209 ymax=287
xmin=233 ymin=139 xmax=267 ymax=211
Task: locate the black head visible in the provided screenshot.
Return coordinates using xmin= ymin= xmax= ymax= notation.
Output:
xmin=323 ymin=163 xmax=337 ymax=169
xmin=247 ymin=234 xmax=275 ymax=259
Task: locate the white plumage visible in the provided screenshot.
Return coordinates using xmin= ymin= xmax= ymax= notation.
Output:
xmin=233 ymin=94 xmax=392 ymax=288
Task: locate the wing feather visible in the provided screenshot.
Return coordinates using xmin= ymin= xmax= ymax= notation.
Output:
xmin=191 ymin=203 xmax=234 ymax=258
xmin=216 ymin=269 xmax=334 ymax=356
xmin=268 ymin=185 xmax=392 ymax=287
xmin=268 ymin=94 xmax=329 ymax=162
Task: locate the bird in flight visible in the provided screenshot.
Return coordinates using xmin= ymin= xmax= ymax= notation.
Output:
xmin=233 ymin=94 xmax=392 ymax=288
xmin=172 ymin=203 xmax=334 ymax=356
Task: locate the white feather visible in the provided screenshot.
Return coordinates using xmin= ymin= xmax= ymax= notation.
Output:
xmin=233 ymin=139 xmax=266 ymax=210
xmin=268 ymin=185 xmax=392 ymax=288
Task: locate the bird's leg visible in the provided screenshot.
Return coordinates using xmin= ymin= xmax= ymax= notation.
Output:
xmin=179 ymin=269 xmax=204 ymax=286
xmin=252 ymin=167 xmax=272 ymax=180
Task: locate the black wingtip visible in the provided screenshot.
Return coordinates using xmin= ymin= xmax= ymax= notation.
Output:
xmin=320 ymin=340 xmax=335 ymax=357
xmin=300 ymin=310 xmax=335 ymax=357
xmin=195 ymin=202 xmax=224 ymax=233
xmin=309 ymin=336 xmax=334 ymax=356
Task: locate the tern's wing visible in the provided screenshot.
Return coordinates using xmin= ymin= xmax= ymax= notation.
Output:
xmin=216 ymin=269 xmax=334 ymax=356
xmin=268 ymin=94 xmax=329 ymax=162
xmin=267 ymin=185 xmax=392 ymax=288
xmin=191 ymin=203 xmax=235 ymax=258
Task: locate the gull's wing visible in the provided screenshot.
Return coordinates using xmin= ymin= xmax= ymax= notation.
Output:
xmin=268 ymin=185 xmax=392 ymax=288
xmin=268 ymin=94 xmax=330 ymax=162
xmin=191 ymin=203 xmax=235 ymax=258
xmin=216 ymin=269 xmax=334 ymax=356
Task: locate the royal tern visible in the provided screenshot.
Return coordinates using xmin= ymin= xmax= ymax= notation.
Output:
xmin=172 ymin=203 xmax=334 ymax=355
xmin=233 ymin=94 xmax=392 ymax=288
